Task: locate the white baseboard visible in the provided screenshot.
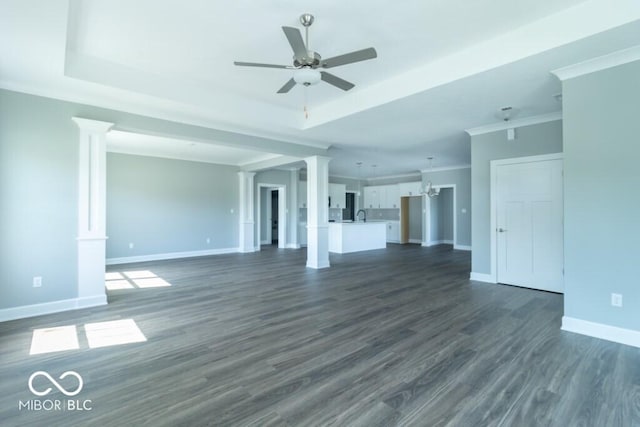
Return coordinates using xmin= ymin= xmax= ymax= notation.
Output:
xmin=562 ymin=316 xmax=640 ymax=349
xmin=0 ymin=295 xmax=107 ymax=323
xmin=422 ymin=240 xmax=454 ymax=247
xmin=260 ymin=240 xmax=269 ymax=245
xmin=469 ymin=272 xmax=496 ymax=283
xmin=409 ymin=238 xmax=422 ymax=244
xmin=286 ymin=243 xmax=301 ymax=249
xmin=454 ymin=244 xmax=471 ymax=251
xmin=106 ymin=247 xmax=239 ymax=265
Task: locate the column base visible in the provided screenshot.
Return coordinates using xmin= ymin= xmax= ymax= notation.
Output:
xmin=239 ymin=221 xmax=255 ymax=253
xmin=77 ymin=236 xmax=107 ymax=300
xmin=306 ymin=224 xmax=330 ymax=269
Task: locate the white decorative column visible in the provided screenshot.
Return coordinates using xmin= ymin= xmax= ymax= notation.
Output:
xmin=72 ymin=117 xmax=113 ymax=307
xmin=305 ymin=156 xmax=331 ymax=269
xmin=238 ymin=171 xmax=256 ymax=252
xmin=289 ymin=168 xmax=299 ymax=249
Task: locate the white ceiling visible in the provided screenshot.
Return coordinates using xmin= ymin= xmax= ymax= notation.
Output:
xmin=2 ymin=0 xmax=639 ymax=178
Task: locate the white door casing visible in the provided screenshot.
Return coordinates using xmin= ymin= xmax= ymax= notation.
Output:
xmin=494 ymin=155 xmax=563 ymax=293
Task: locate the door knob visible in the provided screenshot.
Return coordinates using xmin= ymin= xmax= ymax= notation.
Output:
xmin=498 ymin=228 xmax=507 ymax=232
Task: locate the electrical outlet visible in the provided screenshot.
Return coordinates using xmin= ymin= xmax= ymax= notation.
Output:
xmin=611 ymin=293 xmax=623 ymax=307
xmin=129 ymin=243 xmax=134 ymax=249
xmin=33 ymin=276 xmax=42 ymax=288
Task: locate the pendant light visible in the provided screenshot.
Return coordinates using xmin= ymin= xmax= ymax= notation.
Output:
xmin=421 ymin=157 xmax=440 ymax=198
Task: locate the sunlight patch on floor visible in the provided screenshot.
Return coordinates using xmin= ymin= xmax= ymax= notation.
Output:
xmin=84 ymin=319 xmax=147 ymax=349
xmin=105 ymin=280 xmax=135 ymax=290
xmin=30 ymin=325 xmax=80 ymax=355
xmin=105 ymin=270 xmax=172 ymax=290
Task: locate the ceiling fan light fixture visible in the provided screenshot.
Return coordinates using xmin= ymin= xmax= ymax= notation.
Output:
xmin=294 ymin=68 xmax=321 ymax=86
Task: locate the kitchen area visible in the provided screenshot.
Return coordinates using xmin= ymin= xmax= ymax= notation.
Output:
xmin=298 ymin=179 xmax=426 ymax=254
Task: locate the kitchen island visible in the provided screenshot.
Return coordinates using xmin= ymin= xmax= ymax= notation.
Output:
xmin=328 ymin=221 xmax=387 ymax=254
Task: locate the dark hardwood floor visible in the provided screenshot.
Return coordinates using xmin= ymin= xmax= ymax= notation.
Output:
xmin=1 ymin=244 xmax=639 ymax=426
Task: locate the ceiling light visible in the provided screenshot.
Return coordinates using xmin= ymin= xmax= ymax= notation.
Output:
xmin=421 ymin=157 xmax=440 ymax=198
xmin=294 ymin=68 xmax=321 ymax=86
xmin=499 ymin=106 xmax=517 ymax=141
xmin=500 ymin=106 xmax=514 ymax=121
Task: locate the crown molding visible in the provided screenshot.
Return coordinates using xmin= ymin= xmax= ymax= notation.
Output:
xmin=551 ymin=44 xmax=640 ymax=81
xmin=465 ymin=112 xmax=562 ymax=137
xmin=419 ymin=165 xmax=471 ymax=173
xmin=329 ymin=173 xmax=362 ymax=181
xmin=366 ymin=172 xmax=422 ymax=182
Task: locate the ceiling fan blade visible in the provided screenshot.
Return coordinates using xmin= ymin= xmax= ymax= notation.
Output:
xmin=322 ymin=47 xmax=377 ymax=68
xmin=320 ymin=72 xmax=355 ymax=91
xmin=277 ymin=78 xmax=296 ymax=94
xmin=234 ymin=61 xmax=290 ymax=69
xmin=282 ymin=26 xmax=308 ymax=60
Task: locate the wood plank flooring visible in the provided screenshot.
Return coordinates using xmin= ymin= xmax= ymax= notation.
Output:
xmin=1 ymin=244 xmax=639 ymax=426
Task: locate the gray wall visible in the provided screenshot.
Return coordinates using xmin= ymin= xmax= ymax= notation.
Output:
xmin=0 ymin=90 xmax=79 ymax=308
xmin=470 ymin=121 xmax=563 ymax=274
xmin=106 ymin=153 xmax=238 ymax=258
xmin=2 ymin=88 xmax=309 ymax=311
xmin=409 ymin=196 xmax=422 ymax=241
xmin=438 ymin=188 xmax=454 ymax=242
xmin=562 ymin=60 xmax=640 ymax=331
xmin=429 ymin=197 xmax=440 ymax=242
xmin=422 ymin=167 xmax=471 ymax=247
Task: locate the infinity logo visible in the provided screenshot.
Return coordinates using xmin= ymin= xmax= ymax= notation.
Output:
xmin=28 ymin=371 xmax=83 ymax=397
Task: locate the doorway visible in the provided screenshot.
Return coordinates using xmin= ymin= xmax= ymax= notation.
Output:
xmin=492 ymin=154 xmax=563 ymax=293
xmin=343 ymin=192 xmax=356 ymax=221
xmin=257 ymin=184 xmax=287 ymax=250
xmin=270 ymin=190 xmax=279 ymax=244
xmin=400 ymin=196 xmax=423 ymax=244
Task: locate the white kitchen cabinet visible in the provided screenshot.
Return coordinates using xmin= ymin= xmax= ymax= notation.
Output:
xmin=363 ymin=186 xmax=379 ymax=209
xmin=364 ymin=185 xmax=400 ymax=209
xmin=377 ymin=186 xmax=387 ymax=208
xmin=329 ymin=183 xmax=346 ymax=209
xmin=398 ymin=181 xmax=422 ymax=197
xmin=386 ymin=221 xmax=400 ymax=242
xmin=298 ymin=181 xmax=307 ymax=208
xmin=385 ymin=185 xmax=400 ymax=209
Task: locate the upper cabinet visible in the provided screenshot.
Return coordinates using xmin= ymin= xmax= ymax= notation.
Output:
xmin=398 ymin=181 xmax=422 ymax=197
xmin=364 ymin=184 xmax=399 ymax=209
xmin=299 ymin=181 xmax=346 ymax=208
xmin=363 ymin=186 xmax=380 ymax=209
xmin=385 ymin=185 xmax=399 ymax=209
xmin=329 ymin=183 xmax=346 ymax=209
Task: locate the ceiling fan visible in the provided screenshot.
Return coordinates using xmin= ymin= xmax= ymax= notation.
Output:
xmin=233 ymin=13 xmax=377 ymax=94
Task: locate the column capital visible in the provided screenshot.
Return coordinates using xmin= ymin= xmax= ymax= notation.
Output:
xmin=304 ymin=155 xmax=332 ymax=166
xmin=72 ymin=117 xmax=114 ymax=133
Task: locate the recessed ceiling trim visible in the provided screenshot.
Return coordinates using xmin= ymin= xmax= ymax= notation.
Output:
xmin=551 ymin=44 xmax=640 ymax=81
xmin=302 ymin=0 xmax=640 ymax=129
xmin=466 ymin=112 xmax=562 ymax=136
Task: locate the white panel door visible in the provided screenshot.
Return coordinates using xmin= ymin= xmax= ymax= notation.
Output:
xmin=496 ymin=159 xmax=563 ymax=293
